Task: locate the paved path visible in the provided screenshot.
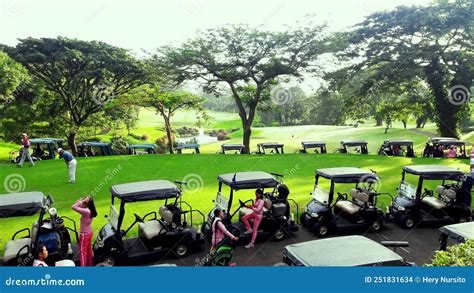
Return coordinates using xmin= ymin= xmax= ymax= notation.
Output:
xmin=145 ymin=221 xmax=443 ymax=266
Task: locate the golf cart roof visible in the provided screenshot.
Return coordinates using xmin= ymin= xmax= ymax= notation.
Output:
xmin=430 ymin=137 xmax=457 ymax=142
xmin=218 ymin=171 xmax=279 ymax=189
xmin=383 ymin=139 xmax=413 ymax=145
xmin=341 ymin=140 xmax=368 ymax=146
xmin=402 ymin=165 xmax=463 ymax=180
xmin=78 ymin=142 xmax=111 ymax=147
xmin=30 ymin=138 xmax=64 ymax=144
xmin=128 ymin=144 xmax=155 ymax=149
xmin=110 ymin=180 xmax=181 ymax=202
xmin=257 ymin=142 xmax=284 ymax=148
xmin=284 ymin=235 xmax=405 ymax=266
xmin=175 ymin=143 xmax=200 ymax=150
xmin=0 ymin=191 xmax=46 ymax=218
xmin=221 ymin=144 xmax=245 ymax=150
xmin=434 ymin=139 xmax=466 ymax=146
xmin=439 ymin=222 xmax=474 ymax=243
xmin=302 ymin=141 xmax=326 ymax=147
xmin=316 ymin=167 xmax=378 ymax=183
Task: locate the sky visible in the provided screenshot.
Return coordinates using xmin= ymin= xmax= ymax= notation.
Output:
xmin=0 ymin=0 xmax=434 ymax=93
xmin=1 ymin=0 xmax=434 ymax=54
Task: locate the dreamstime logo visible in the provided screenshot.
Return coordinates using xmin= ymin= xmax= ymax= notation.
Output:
xmin=448 ymin=85 xmax=471 ymax=106
xmin=182 ymin=0 xmax=206 ymax=15
xmin=358 ymin=174 xmax=381 ymax=192
xmin=270 ymin=86 xmax=293 ymax=105
xmin=2 ymin=0 xmax=25 ymax=16
xmin=359 ymin=0 xmax=382 ymax=16
xmin=3 ymin=173 xmax=26 ymax=193
xmin=181 ymin=173 xmax=203 ymax=193
xmin=92 ymin=84 xmax=116 ymax=106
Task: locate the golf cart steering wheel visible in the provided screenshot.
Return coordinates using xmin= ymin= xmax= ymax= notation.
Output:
xmin=134 ymin=213 xmax=144 ymax=223
xmin=337 ymin=192 xmax=346 ymax=201
xmin=239 ymin=199 xmax=245 ymax=207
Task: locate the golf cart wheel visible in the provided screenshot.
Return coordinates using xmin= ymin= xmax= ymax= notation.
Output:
xmin=300 ymin=212 xmax=308 ymax=227
xmin=313 ymin=223 xmax=329 ymax=237
xmin=272 ymin=229 xmax=286 ymax=241
xmin=371 ymin=220 xmax=383 ymax=232
xmin=401 ymin=216 xmax=416 ymax=229
xmin=456 ymin=216 xmax=471 ymax=223
xmin=174 ymin=244 xmax=188 ymax=257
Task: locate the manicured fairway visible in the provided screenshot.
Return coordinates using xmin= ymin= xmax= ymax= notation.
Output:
xmin=0 ymin=153 xmax=470 ymax=255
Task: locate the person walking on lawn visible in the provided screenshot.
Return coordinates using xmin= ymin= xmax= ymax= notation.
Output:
xmin=242 ymin=189 xmax=265 ymax=249
xmin=58 ymin=148 xmax=77 ymax=183
xmin=18 ymin=133 xmax=35 ymax=167
xmin=72 ymin=196 xmax=98 ymax=266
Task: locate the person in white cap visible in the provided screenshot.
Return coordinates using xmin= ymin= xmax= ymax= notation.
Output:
xmin=18 ymin=133 xmax=35 ymax=167
xmin=58 ymin=148 xmax=77 ymax=183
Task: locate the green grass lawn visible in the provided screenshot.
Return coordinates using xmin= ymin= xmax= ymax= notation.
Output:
xmin=0 ymin=153 xmax=470 ymax=255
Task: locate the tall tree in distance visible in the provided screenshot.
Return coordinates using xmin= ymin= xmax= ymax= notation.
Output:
xmin=4 ymin=37 xmax=149 ymax=153
xmin=156 ymin=23 xmax=330 ymax=152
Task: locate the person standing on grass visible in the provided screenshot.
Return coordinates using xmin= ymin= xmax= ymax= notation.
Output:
xmin=58 ymin=148 xmax=77 ymax=183
xmin=211 ymin=209 xmax=238 ymax=250
xmin=72 ymin=196 xmax=97 ymax=266
xmin=32 ymin=245 xmax=48 ymax=267
xmin=242 ymin=189 xmax=265 ymax=249
xmin=18 ymin=133 xmax=35 ymax=167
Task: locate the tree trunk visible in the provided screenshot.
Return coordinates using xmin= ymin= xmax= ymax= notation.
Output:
xmin=402 ymin=121 xmax=407 ymax=129
xmin=375 ymin=116 xmax=383 ymax=126
xmin=425 ymin=57 xmax=459 ymax=138
xmin=67 ymin=132 xmax=78 ymax=155
xmin=164 ymin=117 xmax=174 ymax=154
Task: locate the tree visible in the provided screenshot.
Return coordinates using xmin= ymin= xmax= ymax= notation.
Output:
xmin=0 ymin=51 xmax=28 ymax=109
xmin=156 ymin=23 xmax=330 ymax=152
xmin=136 ymin=85 xmax=206 ymax=154
xmin=4 ymin=37 xmax=149 ymax=153
xmin=339 ymin=0 xmax=474 ymax=138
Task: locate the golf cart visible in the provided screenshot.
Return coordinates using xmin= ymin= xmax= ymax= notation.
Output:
xmin=77 ymin=142 xmax=113 ymax=157
xmin=128 ymin=144 xmax=156 ymax=155
xmin=1 ymin=192 xmax=79 ymax=266
xmin=256 ymin=142 xmax=285 ymax=154
xmin=423 ymin=137 xmax=468 ymax=158
xmin=175 ymin=143 xmax=200 ymax=154
xmin=282 ymin=235 xmax=412 ymax=266
xmin=334 ymin=140 xmax=369 ymax=154
xmin=93 ymin=180 xmax=204 ymax=265
xmin=388 ymin=165 xmax=472 ymax=229
xmin=300 ymin=167 xmax=385 ymax=236
xmin=298 ymin=141 xmax=327 ymax=154
xmin=220 ymin=143 xmax=246 ymax=154
xmin=438 ymin=222 xmax=473 ymax=251
xmin=201 ymin=171 xmax=299 ymax=243
xmin=10 ymin=138 xmax=64 ymax=163
xmin=378 ymin=139 xmax=415 ymax=157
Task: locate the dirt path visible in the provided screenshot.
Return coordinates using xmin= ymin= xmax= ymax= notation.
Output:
xmin=409 ymin=128 xmax=437 ymax=137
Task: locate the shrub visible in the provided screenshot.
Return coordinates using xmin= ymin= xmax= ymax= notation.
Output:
xmin=217 ymin=132 xmax=230 ymax=141
xmin=128 ymin=133 xmax=141 ymax=140
xmin=427 ymin=240 xmax=474 ymax=266
xmin=140 ymin=134 xmax=148 ymax=141
xmin=110 ymin=136 xmax=129 ymax=155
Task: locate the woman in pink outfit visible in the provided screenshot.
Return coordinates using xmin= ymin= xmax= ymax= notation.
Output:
xmin=211 ymin=209 xmax=238 ymax=250
xmin=72 ymin=196 xmax=97 ymax=266
xmin=447 ymin=146 xmax=457 ymax=158
xmin=242 ymin=189 xmax=265 ymax=248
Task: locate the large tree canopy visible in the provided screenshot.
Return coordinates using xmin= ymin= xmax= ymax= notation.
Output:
xmin=156 ymin=23 xmax=331 ymax=152
xmin=3 ymin=37 xmax=149 ymax=153
xmin=0 ymin=51 xmax=28 ymax=108
xmin=338 ymin=0 xmax=473 ymax=137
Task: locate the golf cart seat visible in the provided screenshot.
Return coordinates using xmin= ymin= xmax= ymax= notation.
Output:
xmin=55 ymin=259 xmax=75 ymax=266
xmin=3 ymin=238 xmax=31 ymax=263
xmin=159 ymin=205 xmax=180 ymax=228
xmin=421 ymin=196 xmax=447 ymax=209
xmin=335 ymin=189 xmax=369 ymax=214
xmin=138 ymin=220 xmax=167 ymax=240
xmin=435 ymin=185 xmax=457 ymax=200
